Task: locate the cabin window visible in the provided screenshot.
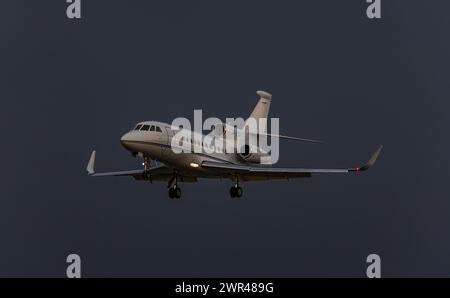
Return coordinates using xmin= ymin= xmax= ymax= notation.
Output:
xmin=141 ymin=125 xmax=150 ymax=131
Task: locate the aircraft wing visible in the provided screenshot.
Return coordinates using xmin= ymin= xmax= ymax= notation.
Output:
xmin=86 ymin=150 xmax=173 ymax=181
xmin=201 ymin=146 xmax=383 ymax=181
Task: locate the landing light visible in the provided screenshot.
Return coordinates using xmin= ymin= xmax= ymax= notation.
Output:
xmin=190 ymin=163 xmax=200 ymax=168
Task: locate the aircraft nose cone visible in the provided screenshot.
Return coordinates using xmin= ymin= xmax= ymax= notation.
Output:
xmin=120 ymin=133 xmax=132 ymax=148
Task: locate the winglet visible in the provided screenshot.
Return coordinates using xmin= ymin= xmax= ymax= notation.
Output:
xmin=353 ymin=145 xmax=383 ymax=172
xmin=87 ymin=150 xmax=96 ymax=175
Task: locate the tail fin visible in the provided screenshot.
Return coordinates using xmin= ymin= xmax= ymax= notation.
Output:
xmin=246 ymin=90 xmax=272 ymax=133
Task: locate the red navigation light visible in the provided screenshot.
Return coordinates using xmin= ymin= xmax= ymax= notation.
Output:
xmin=355 ymin=167 xmax=361 ymax=172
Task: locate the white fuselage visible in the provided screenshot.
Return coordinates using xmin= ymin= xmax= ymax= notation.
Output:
xmin=120 ymin=121 xmax=244 ymax=177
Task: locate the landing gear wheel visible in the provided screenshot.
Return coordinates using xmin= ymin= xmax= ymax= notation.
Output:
xmin=142 ymin=171 xmax=150 ymax=180
xmin=169 ymin=187 xmax=181 ymax=199
xmin=175 ymin=187 xmax=181 ymax=199
xmin=230 ymin=187 xmax=236 ymax=198
xmin=236 ymin=186 xmax=243 ymax=198
xmin=230 ymin=186 xmax=243 ymax=198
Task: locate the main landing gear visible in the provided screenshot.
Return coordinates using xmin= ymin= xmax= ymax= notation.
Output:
xmin=230 ymin=176 xmax=243 ymax=198
xmin=168 ymin=174 xmax=181 ymax=199
xmin=230 ymin=186 xmax=243 ymax=198
xmin=168 ymin=186 xmax=181 ymax=199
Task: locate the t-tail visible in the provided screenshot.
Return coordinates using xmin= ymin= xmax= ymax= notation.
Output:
xmin=246 ymin=90 xmax=272 ymax=133
xmin=246 ymin=90 xmax=322 ymax=144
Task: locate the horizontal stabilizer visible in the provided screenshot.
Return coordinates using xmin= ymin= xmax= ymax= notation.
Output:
xmin=249 ymin=132 xmax=323 ymax=144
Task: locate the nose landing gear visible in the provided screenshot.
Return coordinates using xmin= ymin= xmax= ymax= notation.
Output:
xmin=230 ymin=176 xmax=243 ymax=198
xmin=142 ymin=156 xmax=152 ymax=179
xmin=168 ymin=174 xmax=182 ymax=199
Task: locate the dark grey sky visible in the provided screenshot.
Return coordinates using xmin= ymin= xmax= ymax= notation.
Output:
xmin=0 ymin=0 xmax=449 ymax=277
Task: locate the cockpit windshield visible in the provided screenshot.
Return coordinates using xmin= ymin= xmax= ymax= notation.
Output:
xmin=134 ymin=123 xmax=163 ymax=132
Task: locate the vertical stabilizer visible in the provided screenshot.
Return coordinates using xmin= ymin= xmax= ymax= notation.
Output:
xmin=246 ymin=90 xmax=272 ymax=133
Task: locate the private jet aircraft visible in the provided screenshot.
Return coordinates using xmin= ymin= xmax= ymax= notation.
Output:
xmin=86 ymin=91 xmax=382 ymax=199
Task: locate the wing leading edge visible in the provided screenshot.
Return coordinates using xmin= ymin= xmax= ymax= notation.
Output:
xmin=201 ymin=146 xmax=383 ymax=181
xmin=86 ymin=150 xmax=173 ymax=180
